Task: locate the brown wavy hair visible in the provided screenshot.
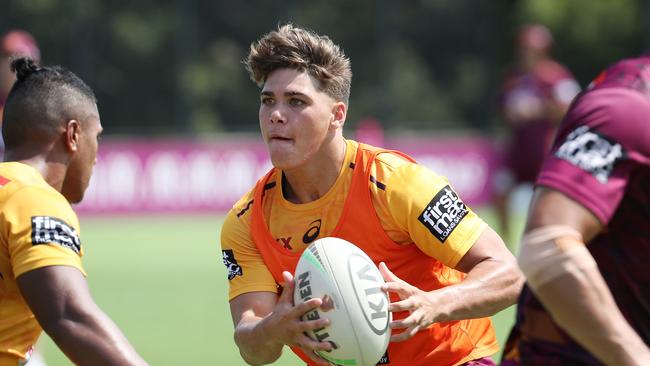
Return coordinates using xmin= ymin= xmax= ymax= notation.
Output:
xmin=245 ymin=24 xmax=352 ymax=104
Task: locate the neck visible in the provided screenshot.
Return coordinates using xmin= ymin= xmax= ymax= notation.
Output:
xmin=282 ymin=137 xmax=347 ymax=204
xmin=3 ymin=150 xmax=67 ymax=192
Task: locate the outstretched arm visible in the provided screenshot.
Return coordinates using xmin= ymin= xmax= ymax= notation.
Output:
xmin=518 ymin=187 xmax=650 ymax=366
xmin=17 ymin=266 xmax=148 ymax=366
xmin=380 ymin=226 xmax=523 ymax=341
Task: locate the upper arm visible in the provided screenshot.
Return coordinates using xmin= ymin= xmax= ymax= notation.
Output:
xmin=17 ymin=265 xmax=98 ymax=331
xmin=454 ymin=225 xmax=516 ymax=273
xmin=229 ymin=291 xmax=278 ymax=327
xmin=220 ymin=210 xmax=278 ymax=300
xmin=4 ymin=187 xmax=85 ymax=278
xmin=384 ymin=163 xmax=487 ymax=267
xmin=526 ymin=187 xmax=603 ymax=243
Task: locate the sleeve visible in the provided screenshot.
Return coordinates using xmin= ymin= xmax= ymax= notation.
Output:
xmin=537 ymin=88 xmax=650 ymax=224
xmin=220 ymin=208 xmax=278 ymax=300
xmin=385 ymin=163 xmax=487 ymax=268
xmin=4 ymin=187 xmax=85 ymax=278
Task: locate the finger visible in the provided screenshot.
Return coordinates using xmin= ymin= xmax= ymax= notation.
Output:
xmin=292 ymin=297 xmax=323 ymax=317
xmin=387 ymin=298 xmax=414 ymax=313
xmin=297 ymin=318 xmax=330 ymax=333
xmin=282 ymin=271 xmax=294 ymax=284
xmin=381 ymin=282 xmax=413 ymax=299
xmin=320 ymin=294 xmax=334 ymax=312
xmin=278 ymin=271 xmax=295 ymax=304
xmin=378 ymin=262 xmax=400 ymax=283
xmin=297 ymin=334 xmax=333 ymax=353
xmin=389 ymin=315 xmax=416 ymax=330
xmin=390 ymin=325 xmax=421 ymax=342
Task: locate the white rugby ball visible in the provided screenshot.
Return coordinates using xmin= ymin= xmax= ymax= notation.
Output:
xmin=293 ymin=237 xmax=391 ymax=366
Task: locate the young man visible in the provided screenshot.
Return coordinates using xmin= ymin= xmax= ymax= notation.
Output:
xmin=493 ymin=24 xmax=580 ymax=240
xmin=502 ymin=55 xmax=650 ymax=366
xmin=0 ymin=58 xmax=148 ymax=365
xmin=221 ymin=24 xmax=523 ymax=366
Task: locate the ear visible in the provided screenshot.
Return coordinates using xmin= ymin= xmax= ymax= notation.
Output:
xmin=329 ymin=101 xmax=347 ymax=130
xmin=64 ymin=120 xmax=81 ymax=153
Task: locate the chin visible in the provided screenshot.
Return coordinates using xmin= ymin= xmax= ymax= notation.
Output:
xmin=66 ymin=193 xmax=84 ymax=204
xmin=61 ymin=187 xmax=85 ymax=204
xmin=269 ymin=153 xmax=294 ymax=170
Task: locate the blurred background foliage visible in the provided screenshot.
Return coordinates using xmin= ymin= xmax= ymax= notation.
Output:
xmin=2 ymin=0 xmax=648 ymax=135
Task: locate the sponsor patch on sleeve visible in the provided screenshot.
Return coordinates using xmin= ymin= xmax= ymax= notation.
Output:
xmin=222 ymin=249 xmax=243 ymax=280
xmin=418 ymin=185 xmax=469 ymax=243
xmin=554 ymin=125 xmax=624 ymax=184
xmin=31 ymin=216 xmax=81 ymax=255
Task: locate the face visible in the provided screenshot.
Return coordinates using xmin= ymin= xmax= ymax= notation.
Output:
xmin=61 ymin=102 xmax=102 ymax=203
xmin=259 ymin=68 xmax=345 ymax=170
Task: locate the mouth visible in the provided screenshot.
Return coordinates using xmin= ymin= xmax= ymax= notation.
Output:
xmin=268 ymin=135 xmax=293 ymax=143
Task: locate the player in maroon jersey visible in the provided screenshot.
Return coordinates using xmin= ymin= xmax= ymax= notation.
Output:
xmin=502 ymin=55 xmax=650 ymax=365
xmin=493 ymin=24 xmax=580 ymax=240
xmin=0 ymin=30 xmax=40 ymax=150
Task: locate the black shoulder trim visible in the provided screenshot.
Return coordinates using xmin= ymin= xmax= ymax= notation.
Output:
xmin=369 ymin=175 xmax=386 ymax=190
xmin=236 ymin=199 xmax=254 ymax=218
xmin=237 ymin=182 xmax=276 ymax=218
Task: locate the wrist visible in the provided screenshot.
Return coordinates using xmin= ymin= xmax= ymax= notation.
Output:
xmin=235 ymin=316 xmax=284 ymax=365
xmin=256 ymin=313 xmax=285 ymax=348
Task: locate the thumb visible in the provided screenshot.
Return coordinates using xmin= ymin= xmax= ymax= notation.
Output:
xmin=278 ymin=271 xmax=295 ymax=304
xmin=378 ymin=262 xmax=400 ymax=283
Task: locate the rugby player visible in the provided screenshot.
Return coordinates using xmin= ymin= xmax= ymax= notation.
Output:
xmin=0 ymin=58 xmax=148 ymax=365
xmin=0 ymin=30 xmax=40 ymax=141
xmin=493 ymin=24 xmax=580 ymax=240
xmin=502 ymin=54 xmax=650 ymax=365
xmin=221 ymin=24 xmax=523 ymax=366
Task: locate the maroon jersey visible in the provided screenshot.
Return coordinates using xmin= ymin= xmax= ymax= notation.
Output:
xmin=500 ymin=59 xmax=580 ymax=183
xmin=503 ymin=55 xmax=650 ymax=365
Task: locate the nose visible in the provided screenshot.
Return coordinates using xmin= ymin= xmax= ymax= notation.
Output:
xmin=269 ymin=107 xmax=286 ymax=124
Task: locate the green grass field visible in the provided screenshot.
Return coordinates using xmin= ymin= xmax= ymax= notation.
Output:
xmin=38 ymin=210 xmax=523 ymax=365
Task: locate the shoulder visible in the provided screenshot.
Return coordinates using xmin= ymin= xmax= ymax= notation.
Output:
xmin=221 ymin=174 xmax=275 ymax=247
xmin=230 ymin=188 xmax=256 ymax=221
xmin=536 ymin=59 xmax=575 ymax=82
xmin=561 ymin=88 xmax=650 ymax=153
xmin=228 ymin=168 xmax=280 ymax=219
xmin=385 ymin=163 xmax=449 ymax=194
xmin=3 ymin=184 xmax=77 ymax=223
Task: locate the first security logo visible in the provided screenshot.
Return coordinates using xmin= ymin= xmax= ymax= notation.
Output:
xmin=418 ymin=185 xmax=468 ymax=243
xmin=222 ymin=249 xmax=243 ymax=280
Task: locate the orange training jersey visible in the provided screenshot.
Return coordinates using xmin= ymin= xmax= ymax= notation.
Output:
xmin=0 ymin=162 xmax=85 ymax=365
xmin=221 ymin=140 xmax=497 ymax=366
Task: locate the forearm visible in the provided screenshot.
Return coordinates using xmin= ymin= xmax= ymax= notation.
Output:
xmin=234 ymin=315 xmax=285 ymax=365
xmin=44 ymin=307 xmax=147 ymax=366
xmin=433 ymin=259 xmax=523 ymax=323
xmin=535 ymin=267 xmax=650 ymax=366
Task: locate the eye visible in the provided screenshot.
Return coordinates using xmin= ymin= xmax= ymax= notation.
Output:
xmin=289 ymin=98 xmax=305 ymax=106
xmin=261 ymin=97 xmax=275 ymax=106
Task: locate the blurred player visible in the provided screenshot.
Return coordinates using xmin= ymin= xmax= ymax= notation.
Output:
xmin=493 ymin=24 xmax=580 ymax=240
xmin=502 ymin=54 xmax=650 ymax=365
xmin=0 ymin=58 xmax=148 ymax=365
xmin=0 ymin=30 xmax=40 ymax=149
xmin=221 ymin=24 xmax=523 ymax=366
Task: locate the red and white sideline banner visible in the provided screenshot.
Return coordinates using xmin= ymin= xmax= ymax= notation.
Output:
xmin=76 ymin=135 xmax=500 ymax=214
